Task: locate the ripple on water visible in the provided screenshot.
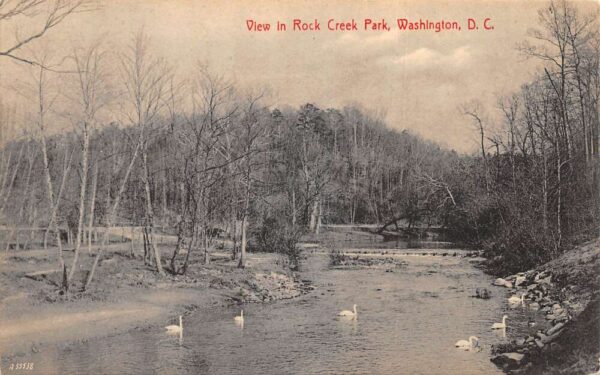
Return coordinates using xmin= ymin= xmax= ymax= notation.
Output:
xmin=17 ymin=247 xmax=510 ymax=375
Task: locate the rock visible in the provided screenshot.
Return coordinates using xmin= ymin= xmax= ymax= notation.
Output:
xmin=492 ymin=277 xmax=514 ymax=288
xmin=515 ymin=275 xmax=527 ymax=287
xmin=542 ymin=331 xmax=561 ymax=344
xmin=475 ymin=287 xmax=491 ymax=299
xmin=553 ymin=314 xmax=569 ymax=324
xmin=535 ymin=339 xmax=544 ymax=349
xmin=527 ymin=283 xmax=539 ymax=291
xmin=515 ymin=338 xmax=526 ymax=346
xmin=538 ymin=276 xmax=552 ymax=285
xmin=529 ymin=302 xmax=540 ymax=310
xmin=546 ymin=314 xmax=556 ymax=320
xmin=553 ymin=308 xmax=565 ymax=316
xmin=491 ymin=353 xmax=526 ymax=371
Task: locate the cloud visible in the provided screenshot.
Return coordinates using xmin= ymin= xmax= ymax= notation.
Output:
xmin=380 ymin=46 xmax=472 ymax=69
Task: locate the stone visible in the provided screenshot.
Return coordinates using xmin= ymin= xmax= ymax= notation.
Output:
xmin=527 ymin=283 xmax=538 ymax=291
xmin=529 ymin=302 xmax=540 ymax=310
xmin=494 ymin=278 xmax=508 ymax=286
xmin=475 ymin=287 xmax=491 ymax=299
xmin=535 ymin=339 xmax=545 ymax=348
xmin=515 ymin=275 xmax=527 ymax=287
xmin=491 ymin=353 xmax=527 ymax=371
xmin=515 ymin=338 xmax=526 ymax=346
xmin=538 ymin=276 xmax=552 ymax=285
xmin=553 ymin=314 xmax=569 ymax=324
xmin=542 ymin=331 xmax=561 ymax=344
xmin=553 ymin=307 xmax=565 ymax=316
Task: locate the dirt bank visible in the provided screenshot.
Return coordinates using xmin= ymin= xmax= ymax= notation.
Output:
xmin=489 ymin=238 xmax=600 ymax=374
xmin=0 ymin=245 xmax=312 ymax=361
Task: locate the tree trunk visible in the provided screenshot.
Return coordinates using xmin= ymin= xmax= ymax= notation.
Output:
xmin=0 ymin=142 xmax=24 ymax=213
xmin=309 ymin=197 xmax=319 ymax=232
xmin=203 ymin=227 xmax=210 ymax=265
xmin=316 ymin=199 xmax=322 ymax=235
xmin=542 ymin=142 xmax=548 ymax=233
xmin=85 ymin=127 xmax=145 ymax=291
xmin=67 ymin=122 xmax=90 ymax=285
xmin=44 ymin=147 xmax=72 ymax=268
xmin=238 ymin=215 xmax=247 ymax=269
xmin=142 ymin=149 xmax=165 ymax=276
xmin=87 ymin=163 xmax=98 ymax=254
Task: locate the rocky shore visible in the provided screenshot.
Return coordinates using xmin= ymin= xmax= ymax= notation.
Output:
xmin=489 ymin=239 xmax=600 ymax=374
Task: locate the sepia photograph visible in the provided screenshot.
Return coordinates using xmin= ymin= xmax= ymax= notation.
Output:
xmin=0 ymin=0 xmax=599 ymax=374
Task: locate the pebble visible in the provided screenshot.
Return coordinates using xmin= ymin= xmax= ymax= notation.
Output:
xmin=491 ymin=353 xmax=526 ymax=370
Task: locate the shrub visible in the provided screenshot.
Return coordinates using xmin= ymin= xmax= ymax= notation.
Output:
xmin=253 ymin=217 xmax=303 ymax=271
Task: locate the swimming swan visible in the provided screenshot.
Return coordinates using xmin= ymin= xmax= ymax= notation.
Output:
xmin=165 ymin=315 xmax=183 ymax=334
xmin=338 ymin=304 xmax=358 ymax=318
xmin=234 ymin=310 xmax=244 ymax=323
xmin=508 ymin=294 xmax=525 ymax=305
xmin=492 ymin=315 xmax=508 ymax=329
xmin=455 ymin=336 xmax=479 ymax=350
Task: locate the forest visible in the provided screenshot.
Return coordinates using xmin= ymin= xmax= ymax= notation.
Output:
xmin=0 ymin=0 xmax=598 ymax=292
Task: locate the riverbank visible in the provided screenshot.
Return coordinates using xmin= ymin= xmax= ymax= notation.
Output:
xmin=489 ymin=238 xmax=600 ymax=374
xmin=0 ymin=245 xmax=312 ymax=361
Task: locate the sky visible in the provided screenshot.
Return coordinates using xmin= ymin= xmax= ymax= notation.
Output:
xmin=1 ymin=0 xmax=598 ymax=153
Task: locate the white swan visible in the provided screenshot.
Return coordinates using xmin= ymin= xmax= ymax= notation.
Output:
xmin=165 ymin=315 xmax=183 ymax=334
xmin=338 ymin=304 xmax=358 ymax=318
xmin=455 ymin=336 xmax=479 ymax=350
xmin=234 ymin=310 xmax=244 ymax=323
xmin=492 ymin=315 xmax=508 ymax=329
xmin=508 ymin=293 xmax=525 ymax=305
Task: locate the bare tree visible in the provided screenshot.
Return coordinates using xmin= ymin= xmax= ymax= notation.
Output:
xmin=170 ymin=68 xmax=237 ymax=273
xmin=86 ymin=31 xmax=169 ymax=288
xmin=120 ymin=31 xmax=169 ymax=275
xmin=235 ymin=93 xmax=271 ymax=268
xmin=66 ymin=42 xmax=109 ymax=288
xmin=461 ymin=101 xmax=491 ymax=194
xmin=0 ymin=0 xmax=92 ymax=66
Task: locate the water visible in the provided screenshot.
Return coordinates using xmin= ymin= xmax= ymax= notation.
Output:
xmin=8 ymin=245 xmax=533 ymax=375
